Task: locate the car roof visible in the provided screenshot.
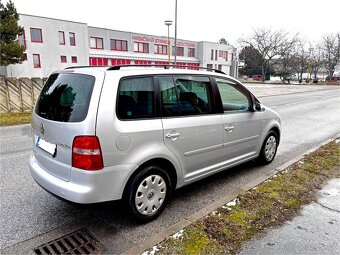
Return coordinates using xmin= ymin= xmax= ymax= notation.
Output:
xmin=63 ymin=65 xmax=238 ymax=82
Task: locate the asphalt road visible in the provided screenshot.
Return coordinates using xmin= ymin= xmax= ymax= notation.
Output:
xmin=1 ymin=87 xmax=340 ymax=254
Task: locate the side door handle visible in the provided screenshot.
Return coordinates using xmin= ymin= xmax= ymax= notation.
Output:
xmin=165 ymin=132 xmax=180 ymax=139
xmin=225 ymin=125 xmax=234 ymax=132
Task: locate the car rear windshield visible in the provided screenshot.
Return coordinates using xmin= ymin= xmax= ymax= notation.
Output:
xmin=35 ymin=73 xmax=95 ymax=122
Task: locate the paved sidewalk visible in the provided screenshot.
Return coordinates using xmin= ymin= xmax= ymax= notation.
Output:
xmin=240 ymin=178 xmax=340 ymax=255
xmin=243 ymin=83 xmax=340 ymax=98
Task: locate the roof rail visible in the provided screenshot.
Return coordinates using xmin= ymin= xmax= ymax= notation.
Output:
xmin=64 ymin=66 xmax=95 ymax=70
xmin=107 ymin=64 xmax=226 ymax=75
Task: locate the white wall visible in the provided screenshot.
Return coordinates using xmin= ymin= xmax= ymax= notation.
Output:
xmin=88 ymin=26 xmax=198 ymax=60
xmin=2 ymin=14 xmax=89 ymax=77
xmin=197 ymin=41 xmax=237 ymax=76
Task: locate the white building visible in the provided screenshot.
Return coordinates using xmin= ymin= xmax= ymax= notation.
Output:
xmin=1 ymin=14 xmax=89 ymax=77
xmin=198 ymin=41 xmax=237 ymax=75
xmin=0 ymin=14 xmax=238 ymax=78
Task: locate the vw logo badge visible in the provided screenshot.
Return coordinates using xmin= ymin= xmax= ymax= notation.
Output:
xmin=40 ymin=123 xmax=44 ymax=135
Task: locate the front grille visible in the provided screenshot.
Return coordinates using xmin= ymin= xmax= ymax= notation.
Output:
xmin=33 ymin=228 xmax=106 ymax=254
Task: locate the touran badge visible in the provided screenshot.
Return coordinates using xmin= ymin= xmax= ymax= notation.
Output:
xmin=40 ymin=123 xmax=44 ymax=135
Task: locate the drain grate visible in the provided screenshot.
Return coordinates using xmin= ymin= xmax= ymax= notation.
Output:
xmin=33 ymin=228 xmax=106 ymax=254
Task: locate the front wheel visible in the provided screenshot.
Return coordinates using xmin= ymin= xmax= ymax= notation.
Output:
xmin=124 ymin=166 xmax=172 ymax=222
xmin=257 ymin=131 xmax=278 ymax=165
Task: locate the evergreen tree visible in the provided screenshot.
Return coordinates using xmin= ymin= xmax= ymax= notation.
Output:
xmin=0 ymin=0 xmax=25 ymax=66
xmin=239 ymin=46 xmax=263 ymax=76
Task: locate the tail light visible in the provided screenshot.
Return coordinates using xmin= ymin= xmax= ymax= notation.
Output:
xmin=72 ymin=136 xmax=103 ymax=170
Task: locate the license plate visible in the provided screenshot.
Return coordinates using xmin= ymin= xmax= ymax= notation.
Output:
xmin=36 ymin=137 xmax=56 ymax=156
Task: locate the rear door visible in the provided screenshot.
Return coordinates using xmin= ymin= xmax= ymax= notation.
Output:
xmin=214 ymin=77 xmax=261 ymax=165
xmin=31 ymin=71 xmax=104 ymax=181
xmin=160 ymin=75 xmax=224 ymax=182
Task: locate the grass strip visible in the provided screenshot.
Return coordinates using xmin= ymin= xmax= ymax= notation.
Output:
xmin=148 ymin=140 xmax=340 ymax=255
xmin=0 ymin=112 xmax=32 ymax=126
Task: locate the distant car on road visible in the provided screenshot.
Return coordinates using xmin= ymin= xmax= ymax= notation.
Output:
xmin=29 ymin=65 xmax=281 ymax=222
xmin=252 ymin=75 xmax=262 ymax=81
xmin=325 ymin=75 xmax=340 ymax=82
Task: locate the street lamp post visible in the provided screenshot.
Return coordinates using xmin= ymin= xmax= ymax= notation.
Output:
xmin=174 ymin=0 xmax=178 ymax=66
xmin=164 ymin=20 xmax=173 ymax=64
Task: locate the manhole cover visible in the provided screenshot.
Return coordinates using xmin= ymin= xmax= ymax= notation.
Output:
xmin=33 ymin=228 xmax=106 ymax=254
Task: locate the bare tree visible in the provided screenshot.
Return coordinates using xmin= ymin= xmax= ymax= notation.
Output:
xmin=293 ymin=40 xmax=308 ymax=83
xmin=321 ymin=32 xmax=340 ymax=76
xmin=239 ymin=28 xmax=298 ymax=81
xmin=274 ymin=44 xmax=297 ymax=84
xmin=310 ymin=44 xmax=323 ymax=82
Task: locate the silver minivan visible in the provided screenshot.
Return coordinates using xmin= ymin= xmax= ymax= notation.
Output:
xmin=29 ymin=66 xmax=281 ymax=221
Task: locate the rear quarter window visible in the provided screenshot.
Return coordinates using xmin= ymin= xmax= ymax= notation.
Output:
xmin=117 ymin=77 xmax=155 ymax=120
xmin=35 ymin=73 xmax=95 ymax=122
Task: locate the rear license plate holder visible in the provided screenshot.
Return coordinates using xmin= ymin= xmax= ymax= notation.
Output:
xmin=36 ymin=137 xmax=56 ymax=156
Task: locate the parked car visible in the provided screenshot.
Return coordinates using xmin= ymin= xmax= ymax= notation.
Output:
xmin=252 ymin=75 xmax=262 ymax=81
xmin=325 ymin=75 xmax=340 ymax=81
xmin=29 ymin=65 xmax=281 ymax=222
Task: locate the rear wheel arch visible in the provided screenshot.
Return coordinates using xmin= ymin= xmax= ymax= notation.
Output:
xmin=123 ymin=157 xmax=178 ymax=196
xmin=138 ymin=158 xmax=178 ymax=189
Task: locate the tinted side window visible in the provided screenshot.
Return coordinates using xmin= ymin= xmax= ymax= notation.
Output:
xmin=35 ymin=73 xmax=95 ymax=122
xmin=117 ymin=77 xmax=154 ymax=119
xmin=215 ymin=78 xmax=251 ymax=112
xmin=159 ymin=76 xmax=180 ymax=117
xmin=160 ymin=75 xmax=213 ymax=117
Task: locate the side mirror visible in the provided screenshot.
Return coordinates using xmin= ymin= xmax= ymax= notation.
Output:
xmin=255 ymin=102 xmax=265 ymax=112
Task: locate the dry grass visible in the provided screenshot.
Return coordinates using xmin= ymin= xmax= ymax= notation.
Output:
xmin=0 ymin=112 xmax=32 ymax=126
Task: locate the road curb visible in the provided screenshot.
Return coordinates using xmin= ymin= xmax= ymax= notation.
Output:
xmin=122 ymin=134 xmax=340 ymax=255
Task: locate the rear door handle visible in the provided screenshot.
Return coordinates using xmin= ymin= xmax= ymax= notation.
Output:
xmin=225 ymin=125 xmax=234 ymax=132
xmin=165 ymin=132 xmax=180 ymax=139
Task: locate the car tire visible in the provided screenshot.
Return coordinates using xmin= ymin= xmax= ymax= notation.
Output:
xmin=123 ymin=165 xmax=172 ymax=222
xmin=257 ymin=130 xmax=278 ymax=165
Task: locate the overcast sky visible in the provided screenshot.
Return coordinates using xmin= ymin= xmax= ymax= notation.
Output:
xmin=8 ymin=0 xmax=340 ymax=46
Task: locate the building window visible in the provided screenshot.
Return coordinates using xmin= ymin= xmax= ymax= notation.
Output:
xmin=18 ymin=30 xmax=26 ymax=49
xmin=134 ymin=42 xmax=149 ymax=53
xmin=22 ymin=53 xmax=27 ymax=61
xmin=90 ymin=37 xmax=103 ymax=49
xmin=218 ymin=64 xmax=222 ymax=71
xmin=219 ymin=50 xmax=228 ymax=61
xmin=58 ymin=31 xmax=65 ymax=45
xmin=110 ymin=39 xmax=127 ymax=51
xmin=30 ymin=28 xmax=43 ymax=43
xmin=172 ymin=46 xmax=184 ymax=56
xmin=211 ymin=49 xmax=214 ymax=61
xmin=69 ymin=32 xmax=76 ymax=46
xmin=207 ymin=64 xmax=213 ymax=70
xmin=71 ymin=56 xmax=78 ymax=63
xmin=215 ymin=50 xmax=218 ymax=60
xmin=33 ymin=54 xmax=41 ymax=68
xmin=188 ymin=48 xmax=195 ymax=57
xmin=155 ymin=44 xmax=167 ymax=55
xmin=60 ymin=56 xmax=67 ymax=63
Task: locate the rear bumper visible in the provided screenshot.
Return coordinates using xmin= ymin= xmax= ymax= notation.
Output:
xmin=29 ymin=155 xmax=137 ymax=203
